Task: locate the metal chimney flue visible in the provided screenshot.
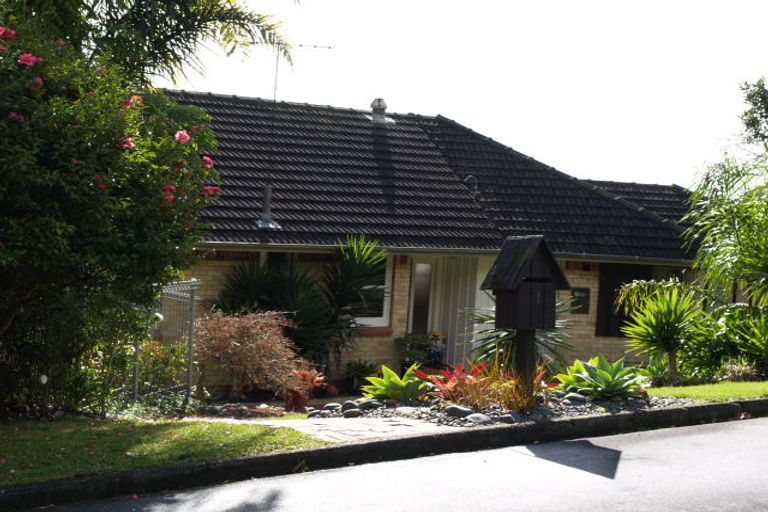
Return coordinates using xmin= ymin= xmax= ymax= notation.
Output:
xmin=257 ymin=184 xmax=281 ymax=229
xmin=371 ymin=98 xmax=387 ymax=124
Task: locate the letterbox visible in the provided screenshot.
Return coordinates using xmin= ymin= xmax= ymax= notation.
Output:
xmin=481 ymin=235 xmax=570 ymax=330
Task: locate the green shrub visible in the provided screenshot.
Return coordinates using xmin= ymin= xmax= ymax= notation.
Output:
xmin=344 ymin=360 xmax=377 ymax=392
xmin=622 ymin=288 xmax=702 ymax=381
xmin=361 ymin=364 xmax=429 ymax=402
xmin=715 ymin=356 xmax=760 ymax=382
xmin=555 ymin=356 xmax=646 ymax=400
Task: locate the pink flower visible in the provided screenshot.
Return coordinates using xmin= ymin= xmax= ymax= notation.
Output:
xmin=55 ymin=38 xmax=66 ymax=47
xmin=122 ymin=137 xmax=135 ymax=149
xmin=123 ymin=95 xmax=143 ymax=109
xmin=191 ymin=123 xmax=205 ymax=132
xmin=202 ymin=156 xmax=215 ymax=169
xmin=203 ymin=185 xmax=223 ymax=197
xmin=162 ymin=184 xmax=176 ymax=193
xmin=163 ymin=192 xmax=176 ymax=203
xmin=8 ymin=111 xmax=25 ymax=122
xmin=18 ymin=52 xmax=44 ymax=67
xmin=0 ymin=26 xmax=17 ymax=40
xmin=30 ymin=76 xmax=44 ymax=91
xmin=94 ymin=175 xmax=108 ymax=190
xmin=174 ymin=130 xmax=191 ymax=144
xmin=98 ymin=182 xmax=108 ymax=190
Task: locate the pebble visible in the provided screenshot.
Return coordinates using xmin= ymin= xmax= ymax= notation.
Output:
xmin=343 ymin=408 xmax=363 ymax=418
xmin=563 ymin=392 xmax=588 ymax=403
xmin=341 ymin=401 xmax=358 ymax=412
xmin=466 ymin=413 xmax=493 ymax=425
xmin=444 ymin=405 xmax=473 ymax=418
xmin=322 ymin=403 xmax=342 ymax=412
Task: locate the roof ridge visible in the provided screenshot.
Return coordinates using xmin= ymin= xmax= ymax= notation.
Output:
xmin=429 ymin=115 xmax=686 ymax=235
xmin=583 ymin=178 xmax=690 ymax=191
xmin=161 ymin=88 xmax=440 ymax=120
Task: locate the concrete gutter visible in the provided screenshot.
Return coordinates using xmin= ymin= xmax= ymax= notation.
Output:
xmin=3 ymin=398 xmax=768 ymax=511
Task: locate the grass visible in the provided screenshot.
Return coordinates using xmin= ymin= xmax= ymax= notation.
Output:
xmin=650 ymin=380 xmax=768 ymax=401
xmin=0 ymin=416 xmax=327 ymax=487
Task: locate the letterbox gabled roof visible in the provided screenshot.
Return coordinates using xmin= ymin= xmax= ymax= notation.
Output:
xmin=481 ymin=235 xmax=570 ymax=291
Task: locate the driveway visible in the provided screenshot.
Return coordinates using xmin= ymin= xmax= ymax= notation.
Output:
xmin=52 ymin=417 xmax=768 ymax=512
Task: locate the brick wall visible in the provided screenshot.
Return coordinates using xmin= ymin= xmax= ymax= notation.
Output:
xmin=558 ymin=261 xmax=630 ymax=362
xmin=339 ymin=254 xmax=412 ymax=373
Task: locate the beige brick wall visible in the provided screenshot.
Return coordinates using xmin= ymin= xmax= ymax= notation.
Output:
xmin=558 ymin=261 xmax=631 ymax=363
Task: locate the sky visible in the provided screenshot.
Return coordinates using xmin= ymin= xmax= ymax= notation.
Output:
xmin=154 ymin=0 xmax=768 ymax=188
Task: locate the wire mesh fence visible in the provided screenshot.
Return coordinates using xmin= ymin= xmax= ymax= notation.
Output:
xmin=132 ymin=279 xmax=200 ymax=404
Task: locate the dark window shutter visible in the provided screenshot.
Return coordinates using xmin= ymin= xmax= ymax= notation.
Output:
xmin=596 ymin=263 xmax=653 ymax=337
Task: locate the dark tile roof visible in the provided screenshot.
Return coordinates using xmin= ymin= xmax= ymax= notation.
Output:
xmin=582 ymin=180 xmax=691 ymax=225
xmin=168 ymin=91 xmax=691 ymax=261
xmin=168 ymin=91 xmax=502 ymax=250
xmin=411 ymin=115 xmax=690 ymax=261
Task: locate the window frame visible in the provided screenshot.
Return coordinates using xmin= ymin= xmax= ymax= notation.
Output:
xmin=354 ymin=257 xmax=393 ymax=327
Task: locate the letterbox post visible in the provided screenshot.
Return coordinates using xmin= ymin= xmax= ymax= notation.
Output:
xmin=480 ymin=236 xmax=570 ymax=391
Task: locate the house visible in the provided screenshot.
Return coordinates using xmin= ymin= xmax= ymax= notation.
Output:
xmin=168 ymin=91 xmax=692 ymax=371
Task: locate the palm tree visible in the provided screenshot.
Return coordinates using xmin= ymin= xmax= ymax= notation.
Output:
xmin=4 ymin=0 xmax=291 ymax=82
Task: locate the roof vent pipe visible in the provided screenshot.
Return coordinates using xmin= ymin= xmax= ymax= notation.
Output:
xmin=371 ymin=98 xmax=387 ymax=124
xmin=257 ymin=184 xmax=281 ymax=229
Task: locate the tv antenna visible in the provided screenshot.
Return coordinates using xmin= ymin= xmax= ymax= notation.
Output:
xmin=272 ymin=43 xmax=333 ymax=102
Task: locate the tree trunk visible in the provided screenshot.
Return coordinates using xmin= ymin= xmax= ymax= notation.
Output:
xmin=668 ymin=351 xmax=677 ymax=384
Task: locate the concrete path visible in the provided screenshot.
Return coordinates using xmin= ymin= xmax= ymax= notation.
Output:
xmin=193 ymin=416 xmax=461 ymax=442
xmin=56 ymin=417 xmax=768 ymax=512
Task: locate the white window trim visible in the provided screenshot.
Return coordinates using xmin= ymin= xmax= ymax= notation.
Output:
xmin=355 ymin=257 xmax=393 ymax=327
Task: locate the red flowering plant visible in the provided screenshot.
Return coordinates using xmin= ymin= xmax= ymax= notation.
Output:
xmin=415 ymin=362 xmax=491 ymax=407
xmin=279 ymin=366 xmax=326 ymax=412
xmin=0 ymin=17 xmax=223 ymax=409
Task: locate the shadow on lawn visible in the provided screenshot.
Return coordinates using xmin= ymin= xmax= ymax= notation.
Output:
xmin=526 ymin=440 xmax=622 ymax=479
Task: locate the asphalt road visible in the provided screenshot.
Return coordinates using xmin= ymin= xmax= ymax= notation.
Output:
xmin=52 ymin=417 xmax=768 ymax=512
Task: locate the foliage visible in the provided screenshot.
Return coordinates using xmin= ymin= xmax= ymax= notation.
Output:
xmin=138 ymin=340 xmax=186 ymax=390
xmin=0 ymin=17 xmax=221 ymax=409
xmin=344 ymin=359 xmax=376 ymax=393
xmin=740 ymin=78 xmax=768 ymax=149
xmin=415 ymin=363 xmax=489 ymax=407
xmin=0 ymin=416 xmax=326 ymax=487
xmin=649 ymin=380 xmax=768 ymax=402
xmin=361 ymin=363 xmax=429 ymax=402
xmin=685 ymin=158 xmax=768 ymax=307
xmin=638 ymin=354 xmax=669 ymax=387
xmin=195 ymin=311 xmax=302 ymax=398
xmin=213 ymin=235 xmax=388 ymax=368
xmin=416 ymin=360 xmax=544 ymax=412
xmin=279 ymin=367 xmax=325 ymax=412
xmin=2 ymin=0 xmax=290 ymax=83
xmin=715 ymin=357 xmax=760 ymax=383
xmin=621 ymin=287 xmax=702 ymax=381
xmin=111 ymin=388 xmax=203 ymax=419
xmin=727 ymin=306 xmax=768 ymax=374
xmin=467 ymin=293 xmax=574 ymax=369
xmin=554 ymin=356 xmax=646 ymax=400
xmin=396 ymin=334 xmax=432 ymax=364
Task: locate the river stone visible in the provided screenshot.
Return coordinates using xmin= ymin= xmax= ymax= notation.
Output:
xmin=343 ymin=408 xmax=363 ymax=418
xmin=563 ymin=392 xmax=588 ymax=403
xmin=497 ymin=414 xmax=516 ymax=424
xmin=395 ymin=406 xmax=417 ymax=415
xmin=466 ymin=413 xmax=493 ymax=425
xmin=323 ymin=402 xmax=342 ymax=411
xmin=358 ymin=399 xmax=384 ymax=411
xmin=444 ymin=405 xmax=473 ymax=418
xmin=308 ymin=410 xmax=321 ymax=418
xmin=341 ymin=401 xmax=358 ymax=412
xmin=383 ymin=399 xmax=398 ymax=408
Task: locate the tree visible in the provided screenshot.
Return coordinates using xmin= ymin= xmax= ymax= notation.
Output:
xmin=1 ymin=0 xmax=290 ymax=83
xmin=0 ymin=17 xmax=228 ymax=404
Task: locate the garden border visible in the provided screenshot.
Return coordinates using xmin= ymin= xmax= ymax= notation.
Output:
xmin=3 ymin=398 xmax=768 ymax=511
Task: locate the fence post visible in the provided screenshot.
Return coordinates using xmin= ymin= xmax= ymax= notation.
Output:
xmin=183 ymin=280 xmax=199 ymax=408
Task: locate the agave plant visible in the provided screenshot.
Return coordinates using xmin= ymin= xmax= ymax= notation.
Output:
xmin=361 ymin=363 xmax=430 ymax=402
xmin=555 ymin=355 xmax=646 ymax=400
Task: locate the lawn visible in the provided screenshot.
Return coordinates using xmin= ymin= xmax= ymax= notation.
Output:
xmin=650 ymin=381 xmax=768 ymax=401
xmin=0 ymin=417 xmax=327 ymax=487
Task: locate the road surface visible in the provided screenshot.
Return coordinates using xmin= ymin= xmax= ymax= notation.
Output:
xmin=52 ymin=417 xmax=768 ymax=512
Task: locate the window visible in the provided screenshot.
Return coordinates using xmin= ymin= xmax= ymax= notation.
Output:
xmin=595 ymin=263 xmax=653 ymax=337
xmin=571 ymin=288 xmax=590 ymax=314
xmin=354 ymin=258 xmax=392 ymax=327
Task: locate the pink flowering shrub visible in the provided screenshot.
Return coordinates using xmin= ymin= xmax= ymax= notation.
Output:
xmin=0 ymin=19 xmax=223 ymax=408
